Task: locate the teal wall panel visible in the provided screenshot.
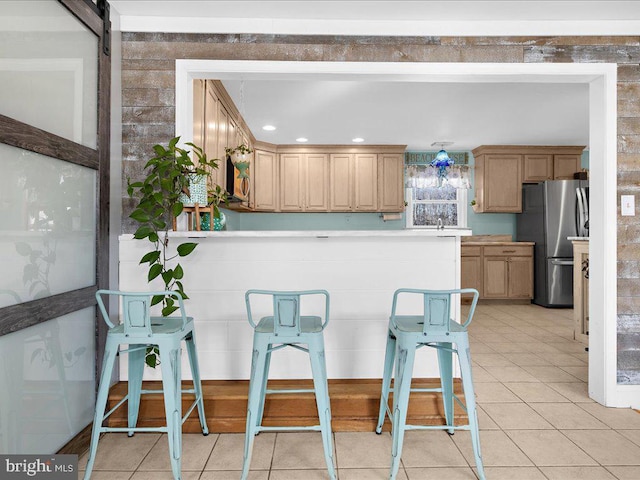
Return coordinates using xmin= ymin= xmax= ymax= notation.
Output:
xmin=222 ymin=208 xmax=405 ymax=231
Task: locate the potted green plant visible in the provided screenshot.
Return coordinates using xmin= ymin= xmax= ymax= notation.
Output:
xmin=127 ymin=137 xmax=222 ymax=366
xmin=225 ymin=144 xmax=253 ymax=196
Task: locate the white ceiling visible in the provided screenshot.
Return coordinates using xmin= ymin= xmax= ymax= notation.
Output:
xmin=221 ymin=79 xmax=589 ymax=151
xmin=108 ymin=1 xmax=627 ymax=151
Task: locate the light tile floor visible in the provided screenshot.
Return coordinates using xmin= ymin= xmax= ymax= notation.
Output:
xmin=79 ymin=304 xmax=640 ymax=479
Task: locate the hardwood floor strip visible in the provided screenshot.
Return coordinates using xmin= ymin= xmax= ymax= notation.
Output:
xmin=105 ymin=378 xmax=467 ymax=433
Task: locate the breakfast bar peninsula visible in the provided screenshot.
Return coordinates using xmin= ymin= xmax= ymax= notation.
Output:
xmin=118 ymin=228 xmax=471 ymax=381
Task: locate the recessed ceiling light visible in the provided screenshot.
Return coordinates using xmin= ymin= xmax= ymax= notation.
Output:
xmin=352 ymin=137 xmax=365 ymax=143
xmin=296 ymin=137 xmax=308 ymax=143
xmin=262 ymin=125 xmax=276 ymax=131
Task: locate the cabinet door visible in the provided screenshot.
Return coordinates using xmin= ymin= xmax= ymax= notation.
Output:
xmin=252 ymin=150 xmax=277 ymax=211
xmin=554 ymin=154 xmax=580 ymax=180
xmin=483 ymin=256 xmax=508 ymax=298
xmin=378 ymin=153 xmax=405 ymax=212
xmin=508 ymin=256 xmax=533 ymax=298
xmin=193 ymin=79 xmax=205 ymax=149
xmin=280 ymin=153 xmax=304 ymax=211
xmin=354 ymin=153 xmax=378 ymax=211
xmin=483 ymin=154 xmax=522 ymax=212
xmin=461 ymin=255 xmax=482 ymax=296
xmin=216 ymin=99 xmax=229 ymax=184
xmin=305 ymin=154 xmax=329 ymax=211
xmin=523 ymin=154 xmax=553 ymax=183
xmin=204 ymin=83 xmax=226 ymax=189
xmin=330 ymin=154 xmax=352 ymax=211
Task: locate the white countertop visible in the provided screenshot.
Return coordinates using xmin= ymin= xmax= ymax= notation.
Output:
xmin=568 ymin=236 xmax=589 ymax=241
xmin=120 ymin=228 xmax=472 ymax=240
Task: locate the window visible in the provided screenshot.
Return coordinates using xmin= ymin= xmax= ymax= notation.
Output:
xmin=406 ymin=185 xmax=468 ymax=228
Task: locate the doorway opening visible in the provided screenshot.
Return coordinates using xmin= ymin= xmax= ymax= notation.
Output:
xmin=174 ymin=60 xmax=622 ymax=407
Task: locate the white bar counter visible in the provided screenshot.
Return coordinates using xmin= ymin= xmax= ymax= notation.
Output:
xmin=119 ymin=229 xmax=470 ymax=381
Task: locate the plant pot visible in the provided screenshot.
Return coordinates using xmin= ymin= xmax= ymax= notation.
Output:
xmin=202 ymin=211 xmax=226 ymax=231
xmin=179 ymin=173 xmax=208 ymax=206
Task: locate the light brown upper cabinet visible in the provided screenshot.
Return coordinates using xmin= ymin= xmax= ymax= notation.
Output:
xmin=330 ymin=154 xmax=353 ymax=211
xmin=472 ymin=145 xmax=585 ymax=213
xmin=520 ymin=146 xmax=584 ymax=183
xmin=378 ymin=153 xmax=405 ymax=212
xmin=522 ymin=154 xmax=553 ymax=182
xmin=473 ymin=150 xmax=522 ymax=213
xmin=354 ymin=153 xmax=378 ymax=211
xmin=279 ymin=152 xmax=329 ymax=212
xmin=273 ymin=146 xmax=405 ymax=213
xmin=252 ymin=146 xmax=278 ymax=211
xmin=553 ymin=154 xmax=582 ymax=180
xmin=279 ymin=153 xmax=305 ymax=211
xmin=305 ymin=153 xmax=330 ymax=211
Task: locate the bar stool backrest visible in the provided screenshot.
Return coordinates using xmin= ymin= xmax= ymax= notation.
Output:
xmin=390 ymin=288 xmax=479 ymax=335
xmin=122 ymin=295 xmax=152 ymax=336
xmin=422 ymin=293 xmax=451 ymax=333
xmin=245 ymin=289 xmax=330 ymax=336
xmin=96 ymin=290 xmax=188 ymax=338
xmin=273 ymin=294 xmax=301 ymax=336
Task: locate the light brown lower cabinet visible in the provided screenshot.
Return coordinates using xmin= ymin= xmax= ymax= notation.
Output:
xmin=573 ymin=240 xmax=589 ymax=345
xmin=461 ymin=246 xmax=483 ymax=295
xmin=462 ymin=244 xmax=533 ymax=300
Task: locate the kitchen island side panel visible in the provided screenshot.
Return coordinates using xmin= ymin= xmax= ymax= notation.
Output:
xmin=119 ymin=233 xmax=461 ymax=380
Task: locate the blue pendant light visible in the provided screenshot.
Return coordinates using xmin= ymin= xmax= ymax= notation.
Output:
xmin=430 ymin=143 xmax=454 ymax=186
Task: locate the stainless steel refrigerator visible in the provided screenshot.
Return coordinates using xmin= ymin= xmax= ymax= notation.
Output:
xmin=516 ymin=180 xmax=589 ymax=307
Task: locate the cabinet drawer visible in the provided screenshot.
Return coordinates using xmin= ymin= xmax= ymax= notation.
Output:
xmin=483 ymin=245 xmax=532 ymax=257
xmin=461 ymin=246 xmax=482 ymax=256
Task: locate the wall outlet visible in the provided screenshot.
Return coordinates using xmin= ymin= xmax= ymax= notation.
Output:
xmin=621 ymin=195 xmax=635 ymax=216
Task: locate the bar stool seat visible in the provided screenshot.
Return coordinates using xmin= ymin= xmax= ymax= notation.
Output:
xmin=241 ymin=289 xmax=336 ymax=480
xmin=83 ymin=290 xmax=209 ymax=480
xmin=376 ymin=288 xmax=485 ymax=480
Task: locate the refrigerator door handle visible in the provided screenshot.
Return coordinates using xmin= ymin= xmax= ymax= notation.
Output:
xmin=576 ymin=187 xmax=588 ymax=237
xmin=551 ymin=259 xmax=574 ymax=266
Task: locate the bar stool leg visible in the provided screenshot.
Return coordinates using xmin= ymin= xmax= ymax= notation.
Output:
xmin=185 ymin=331 xmax=209 ymax=435
xmin=242 ymin=335 xmax=270 ymax=480
xmin=127 ymin=344 xmax=146 ymax=437
xmin=389 ymin=337 xmax=416 ymax=480
xmin=309 ymin=336 xmax=336 ymax=480
xmin=256 ymin=346 xmax=272 ymax=428
xmin=159 ymin=343 xmax=183 ymax=480
xmin=457 ymin=339 xmax=485 ymax=480
xmin=437 ymin=343 xmax=455 ymax=435
xmin=376 ymin=331 xmax=396 ymax=434
xmin=83 ymin=338 xmax=118 ymax=480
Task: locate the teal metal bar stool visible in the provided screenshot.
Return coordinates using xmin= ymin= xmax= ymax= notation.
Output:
xmin=376 ymin=288 xmax=485 ymax=480
xmin=84 ymin=290 xmax=209 ymax=480
xmin=242 ymin=290 xmax=336 ymax=480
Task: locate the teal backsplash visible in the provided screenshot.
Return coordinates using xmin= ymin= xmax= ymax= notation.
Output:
xmin=222 ymin=209 xmax=405 ymax=231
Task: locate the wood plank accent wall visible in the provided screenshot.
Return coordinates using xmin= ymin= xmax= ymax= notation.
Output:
xmin=120 ymin=33 xmax=640 ymax=383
